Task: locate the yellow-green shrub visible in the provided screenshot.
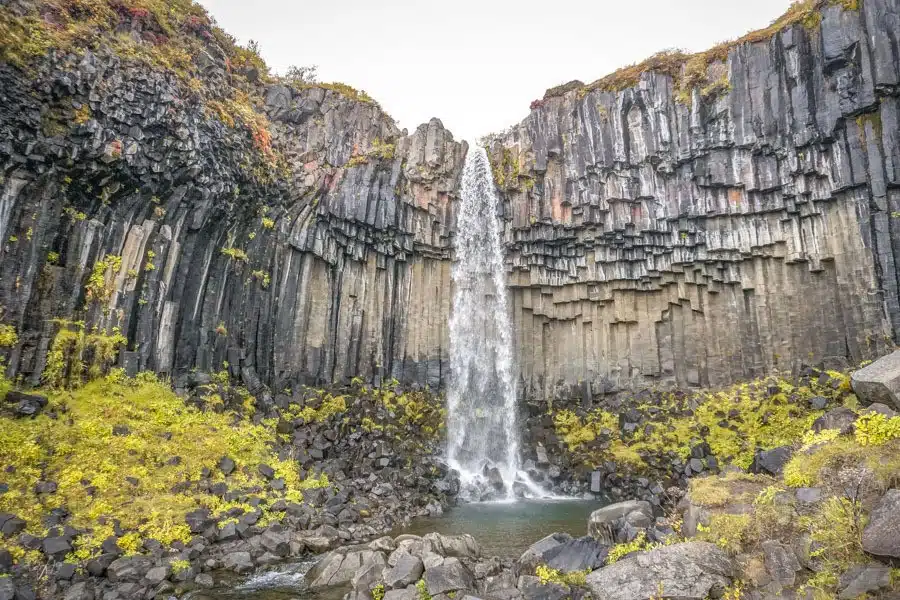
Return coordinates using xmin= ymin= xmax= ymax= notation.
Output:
xmin=854 ymin=413 xmax=900 ymax=446
xmin=607 ymin=531 xmax=652 ymax=563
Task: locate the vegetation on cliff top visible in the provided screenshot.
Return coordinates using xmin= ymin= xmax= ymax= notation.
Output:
xmin=540 ymin=0 xmax=858 ymax=105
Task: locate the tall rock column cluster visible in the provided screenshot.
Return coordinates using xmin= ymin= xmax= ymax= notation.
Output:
xmin=489 ymin=0 xmax=900 ymax=400
xmin=0 ymin=49 xmax=464 ymax=397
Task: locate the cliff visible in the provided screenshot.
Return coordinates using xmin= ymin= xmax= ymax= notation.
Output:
xmin=1 ymin=0 xmax=899 ymax=402
xmin=0 ymin=0 xmax=464 ymax=399
xmin=488 ymin=0 xmax=900 ymax=399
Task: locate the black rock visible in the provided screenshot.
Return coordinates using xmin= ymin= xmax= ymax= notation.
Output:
xmin=751 ymin=446 xmax=793 ymax=476
xmin=41 ymin=536 xmax=72 ymax=559
xmin=4 ymin=391 xmax=48 ymax=418
xmin=185 ymin=508 xmax=216 ymax=533
xmin=34 ymin=481 xmax=58 ymax=494
xmin=219 ymin=456 xmax=236 ymax=475
xmin=258 ymin=464 xmax=275 ymax=479
xmin=56 ymin=562 xmax=77 ymax=580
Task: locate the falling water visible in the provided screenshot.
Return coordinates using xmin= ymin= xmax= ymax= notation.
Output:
xmin=446 ymin=145 xmax=545 ymax=501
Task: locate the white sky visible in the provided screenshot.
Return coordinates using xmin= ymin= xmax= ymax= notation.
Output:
xmin=197 ymin=0 xmax=794 ymax=141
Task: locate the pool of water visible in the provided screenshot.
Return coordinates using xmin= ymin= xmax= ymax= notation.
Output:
xmin=391 ymin=499 xmax=602 ymax=558
xmin=198 ymin=500 xmax=602 ymax=600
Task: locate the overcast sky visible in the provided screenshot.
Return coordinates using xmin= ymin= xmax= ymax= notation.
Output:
xmin=197 ymin=0 xmax=794 ymax=141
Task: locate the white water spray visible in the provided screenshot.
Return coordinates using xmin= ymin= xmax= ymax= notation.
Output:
xmin=446 ymin=145 xmax=549 ymax=501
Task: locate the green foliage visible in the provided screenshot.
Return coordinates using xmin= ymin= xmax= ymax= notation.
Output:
xmin=251 ymin=270 xmax=271 ymax=288
xmin=696 ymin=514 xmax=751 ymax=554
xmin=43 ymin=320 xmax=127 ymax=388
xmin=854 ymin=413 xmax=900 ymax=446
xmin=799 ymin=497 xmax=868 ymax=599
xmin=0 ymin=372 xmax=327 ymax=567
xmin=535 ymin=565 xmax=590 ymax=587
xmin=85 ymin=254 xmax=122 ymax=308
xmin=689 ymin=472 xmax=767 ymax=507
xmin=47 ymin=251 xmax=60 ymax=265
xmin=261 ymin=217 xmax=275 ymax=229
xmin=416 ymin=579 xmax=431 ymax=600
xmin=170 ymin=559 xmax=191 ymax=574
xmin=371 ymin=584 xmax=385 ymax=600
xmin=0 ymin=324 xmax=18 ymax=348
xmin=553 ymin=373 xmax=849 ymax=474
xmin=607 ymin=531 xmax=652 ymax=563
xmin=221 ymin=247 xmax=249 ymax=261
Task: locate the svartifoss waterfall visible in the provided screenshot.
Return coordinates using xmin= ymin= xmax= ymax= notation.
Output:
xmin=446 ymin=146 xmax=545 ymax=501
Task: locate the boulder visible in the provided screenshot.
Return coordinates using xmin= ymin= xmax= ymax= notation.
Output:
xmin=194 ymin=573 xmax=215 ymax=588
xmin=588 ymin=500 xmax=652 ymax=544
xmin=384 ymin=587 xmax=419 ymax=600
xmin=143 ymin=565 xmax=171 ymax=585
xmin=41 ymin=536 xmax=71 ymax=560
xmin=838 ymin=564 xmax=892 ymax=599
xmin=761 ymin=540 xmax=801 ymax=587
xmin=516 ymin=575 xmax=568 ymax=600
xmin=750 ymin=447 xmax=793 ymax=476
xmin=63 ymin=582 xmax=93 ymax=600
xmin=423 ymin=557 xmax=476 ymax=595
xmin=861 ymin=489 xmax=900 ymax=557
xmin=383 ymin=553 xmax=424 ymax=589
xmin=307 ymin=548 xmax=386 ymax=589
xmin=223 ymin=551 xmax=254 ymax=574
xmin=542 ymin=536 xmax=608 ymax=572
xmin=518 ymin=533 xmax=571 ymax=574
xmin=423 ymin=533 xmax=481 ymax=558
xmin=812 ymin=407 xmax=858 ymax=434
xmin=851 ymin=351 xmax=900 ymax=410
xmin=0 ymin=579 xmax=14 ymax=600
xmin=585 ymin=542 xmax=734 ymax=600
xmin=3 ymin=391 xmax=48 ymax=418
xmin=107 ymin=556 xmax=154 ymax=583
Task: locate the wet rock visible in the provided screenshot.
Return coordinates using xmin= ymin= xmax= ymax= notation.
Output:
xmin=107 ymin=556 xmax=154 ymax=583
xmin=2 ymin=391 xmax=48 ymax=418
xmin=194 ymin=573 xmax=215 ymax=588
xmin=861 ymin=489 xmax=900 ymax=557
xmin=41 ymin=536 xmax=72 ymax=560
xmin=260 ymin=529 xmax=291 ymax=557
xmin=143 ymin=565 xmax=170 ymax=585
xmin=585 ymin=542 xmax=734 ymax=600
xmin=852 ymin=351 xmax=900 ymax=410
xmin=307 ymin=548 xmax=386 ymax=589
xmin=588 ymin=500 xmax=652 ymax=544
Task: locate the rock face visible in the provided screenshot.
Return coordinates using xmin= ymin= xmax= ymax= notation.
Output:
xmin=1 ymin=0 xmax=899 ymax=401
xmin=489 ymin=0 xmax=900 ymax=399
xmin=861 ymin=489 xmax=900 ymax=558
xmin=585 ymin=542 xmax=734 ymax=600
xmin=0 ymin=45 xmax=465 ymax=394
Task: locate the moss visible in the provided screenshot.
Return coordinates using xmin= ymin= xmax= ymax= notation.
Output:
xmin=221 ymin=247 xmax=249 ymax=261
xmin=696 ymin=514 xmax=751 ymax=554
xmin=85 ymin=254 xmax=122 ymax=308
xmin=371 ymin=584 xmax=385 ymax=600
xmin=0 ymin=371 xmax=327 ymax=568
xmin=0 ymin=324 xmax=19 ymax=348
xmin=799 ymin=497 xmax=868 ymax=598
xmin=261 ymin=217 xmax=275 ymax=229
xmin=43 ymin=320 xmax=127 ymax=388
xmin=251 ymin=270 xmax=271 ymax=289
xmin=416 ymin=579 xmax=431 ymax=600
xmin=689 ymin=472 xmax=768 ymax=507
xmin=855 ymin=412 xmax=900 ymax=446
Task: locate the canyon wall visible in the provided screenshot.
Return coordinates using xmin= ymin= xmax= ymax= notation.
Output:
xmin=1 ymin=0 xmax=899 ymax=402
xmin=488 ymin=0 xmax=900 ymax=399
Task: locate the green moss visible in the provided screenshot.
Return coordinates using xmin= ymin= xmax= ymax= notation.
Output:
xmin=855 ymin=412 xmax=900 ymax=446
xmin=607 ymin=531 xmax=652 ymax=563
xmin=535 ymin=564 xmax=590 ymax=587
xmin=696 ymin=514 xmax=751 ymax=554
xmin=43 ymin=320 xmax=127 ymax=388
xmin=221 ymin=247 xmax=249 ymax=261
xmin=371 ymin=584 xmax=385 ymax=600
xmin=0 ymin=371 xmax=327 ymax=568
xmin=0 ymin=324 xmax=19 ymax=348
xmin=416 ymin=579 xmax=431 ymax=600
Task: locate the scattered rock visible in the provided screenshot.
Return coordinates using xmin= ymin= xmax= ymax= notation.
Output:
xmin=62 ymin=582 xmax=93 ymax=600
xmin=517 ymin=575 xmax=568 ymax=600
xmin=383 ymin=553 xmax=424 ymax=589
xmin=761 ymin=540 xmax=801 ymax=587
xmin=812 ymin=407 xmax=858 ymax=434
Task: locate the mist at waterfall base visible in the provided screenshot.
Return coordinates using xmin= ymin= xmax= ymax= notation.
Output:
xmin=445 ymin=146 xmax=552 ymax=502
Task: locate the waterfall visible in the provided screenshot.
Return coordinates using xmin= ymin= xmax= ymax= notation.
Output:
xmin=446 ymin=145 xmax=545 ymax=501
